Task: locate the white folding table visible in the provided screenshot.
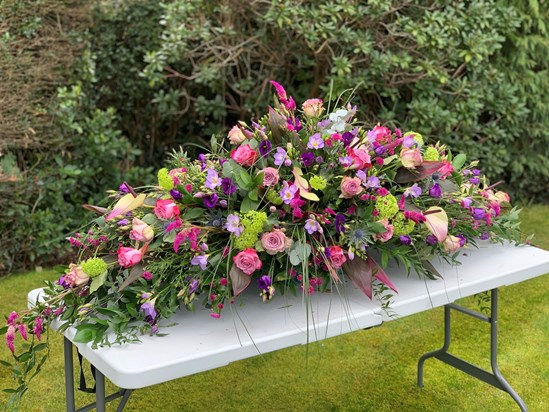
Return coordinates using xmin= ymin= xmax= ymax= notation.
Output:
xmin=28 ymin=242 xmax=549 ymax=412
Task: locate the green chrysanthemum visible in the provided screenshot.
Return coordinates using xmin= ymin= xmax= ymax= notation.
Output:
xmin=392 ymin=212 xmax=416 ymax=236
xmin=375 ymin=193 xmax=399 ymax=219
xmin=157 ymin=168 xmax=174 ymax=190
xmin=81 ymin=257 xmax=108 ymax=278
xmin=234 ymin=211 xmax=268 ymax=250
xmin=423 ymin=146 xmax=440 ymax=161
xmin=309 ymin=175 xmax=327 ymax=191
xmin=266 ymin=189 xmax=283 ymax=205
xmin=404 ymin=131 xmax=424 ymax=146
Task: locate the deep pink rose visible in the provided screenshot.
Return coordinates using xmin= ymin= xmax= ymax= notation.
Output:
xmin=328 ymin=246 xmax=347 ymax=269
xmin=340 ymin=176 xmax=364 ymax=198
xmin=438 ymin=161 xmax=454 ymax=178
xmin=154 ymin=199 xmax=180 ymax=219
xmin=231 ymin=144 xmax=258 ymax=167
xmin=118 ymin=246 xmax=143 ymax=268
xmin=400 ymin=148 xmax=423 ymax=169
xmin=130 ymin=217 xmax=154 ymax=243
xmin=262 ymin=167 xmax=280 ymax=187
xmin=261 ymin=229 xmax=292 ymax=255
xmin=348 ymin=148 xmax=372 ymax=170
xmin=233 ymin=248 xmax=262 ymax=275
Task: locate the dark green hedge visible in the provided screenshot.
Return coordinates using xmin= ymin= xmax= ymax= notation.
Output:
xmin=1 ymin=0 xmax=547 ymax=274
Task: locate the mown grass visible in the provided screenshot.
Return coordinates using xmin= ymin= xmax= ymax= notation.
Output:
xmin=1 ymin=205 xmax=548 ymax=411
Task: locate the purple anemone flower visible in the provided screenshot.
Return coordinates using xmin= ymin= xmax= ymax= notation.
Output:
xmin=203 ymin=193 xmax=219 ymax=209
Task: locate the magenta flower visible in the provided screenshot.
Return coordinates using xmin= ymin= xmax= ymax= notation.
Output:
xmin=33 ymin=317 xmax=44 ymax=341
xmin=6 ymin=325 xmax=16 ymax=353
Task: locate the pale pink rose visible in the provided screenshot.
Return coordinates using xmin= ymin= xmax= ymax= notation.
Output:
xmin=442 ymin=235 xmax=461 ymax=253
xmin=301 ymin=98 xmax=324 ymax=118
xmin=118 ymin=246 xmax=143 ymax=268
xmin=348 ymin=148 xmax=371 ymax=170
xmin=340 ymin=176 xmax=364 ymax=198
xmin=233 ymin=248 xmax=262 ymax=275
xmin=231 ymin=144 xmax=258 ymax=167
xmin=65 ymin=263 xmax=90 ymax=287
xmin=261 ymin=229 xmax=292 ymax=255
xmin=400 ymin=148 xmax=423 ymax=169
xmin=438 ymin=161 xmax=454 ymax=178
xmin=262 ymin=167 xmax=280 ymax=187
xmin=130 ymin=218 xmax=154 ymax=243
xmin=482 ymin=189 xmax=511 ymax=205
xmin=154 ymin=199 xmax=180 ymax=219
xmin=228 ymin=125 xmax=247 ymax=145
xmin=328 ymin=246 xmax=347 ymax=269
xmin=374 ymin=218 xmax=394 ymax=243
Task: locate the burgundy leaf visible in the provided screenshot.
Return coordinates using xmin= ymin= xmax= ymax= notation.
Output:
xmin=394 ymin=161 xmax=446 ymax=183
xmin=229 ymin=265 xmax=251 ymax=297
xmin=342 ymin=256 xmax=373 ymax=299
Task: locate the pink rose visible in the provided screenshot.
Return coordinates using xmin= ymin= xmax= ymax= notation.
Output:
xmin=348 ymin=148 xmax=372 ymax=170
xmin=328 ymin=246 xmax=347 ymax=269
xmin=118 ymin=246 xmax=143 ymax=268
xmin=301 ymin=98 xmax=324 ymax=118
xmin=437 ymin=161 xmax=454 ymax=178
xmin=154 ymin=199 xmax=180 ymax=219
xmin=233 ymin=248 xmax=262 ymax=275
xmin=231 ymin=144 xmax=258 ymax=167
xmin=374 ymin=218 xmax=394 ymax=243
xmin=261 ymin=229 xmax=292 ymax=255
xmin=400 ymin=148 xmax=423 ymax=169
xmin=442 ymin=235 xmax=461 ymax=253
xmin=227 ymin=125 xmax=247 ymax=145
xmin=65 ymin=263 xmax=90 ymax=287
xmin=262 ymin=167 xmax=280 ymax=187
xmin=340 ymin=176 xmax=364 ymax=198
xmin=130 ymin=217 xmax=154 ymax=243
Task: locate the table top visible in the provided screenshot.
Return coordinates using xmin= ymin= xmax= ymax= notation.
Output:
xmin=28 ymin=242 xmax=549 ymax=389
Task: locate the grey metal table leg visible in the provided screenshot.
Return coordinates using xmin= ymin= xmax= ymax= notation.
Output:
xmin=417 ymin=288 xmax=528 ymax=411
xmin=95 ymin=369 xmax=106 ymax=412
xmin=64 ymin=337 xmax=76 ymax=412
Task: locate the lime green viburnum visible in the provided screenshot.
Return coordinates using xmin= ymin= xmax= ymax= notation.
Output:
xmin=423 ymin=146 xmax=440 ymax=161
xmin=309 ymin=175 xmax=327 ymax=191
xmin=234 ymin=211 xmax=268 ymax=250
xmin=81 ymin=257 xmax=108 ymax=278
xmin=375 ymin=193 xmax=399 ymax=219
xmin=157 ymin=168 xmax=174 ymax=190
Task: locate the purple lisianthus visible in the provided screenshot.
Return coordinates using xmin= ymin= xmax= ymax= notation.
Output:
xmin=191 ymin=255 xmax=208 ymax=270
xmin=461 ymin=197 xmax=473 ymax=208
xmin=300 ymin=152 xmax=315 ymax=167
xmin=374 ymin=146 xmax=386 ymax=156
xmin=225 ymin=214 xmax=243 ymax=236
xmin=472 ymin=208 xmax=485 ymax=220
xmin=480 ymin=232 xmax=490 ymax=240
xmin=402 ymin=135 xmax=415 ymax=147
xmin=315 ymin=156 xmax=323 ymax=164
xmin=470 ymin=177 xmax=480 ymax=185
xmin=117 ymin=218 xmax=129 ymax=226
xmin=170 ymin=189 xmax=182 ymax=200
xmin=189 ymin=279 xmax=199 ymax=294
xmin=203 ymin=193 xmax=219 ymax=209
xmin=472 ymin=169 xmax=481 ymax=176
xmin=307 ymin=133 xmax=324 ymax=150
xmin=405 ymin=183 xmax=422 ymax=198
xmin=258 ymin=140 xmax=272 ymax=157
xmin=426 ymin=235 xmax=438 ymax=246
xmin=119 ymin=182 xmax=131 ymax=194
xmin=273 ymin=147 xmax=287 ymax=166
xmin=141 ymin=301 xmax=157 ymax=320
xmin=342 ymin=131 xmax=354 ymax=146
xmin=429 ymin=183 xmax=442 ymax=198
xmin=457 ymin=234 xmax=467 ymax=247
xmin=257 ymin=275 xmax=272 ymax=290
xmin=221 ymin=177 xmax=236 ymax=196
xmin=400 ymin=235 xmax=412 ymax=245
xmin=335 ymin=214 xmax=346 ymax=234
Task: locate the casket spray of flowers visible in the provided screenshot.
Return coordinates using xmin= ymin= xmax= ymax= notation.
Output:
xmin=2 ymin=82 xmax=521 ymax=407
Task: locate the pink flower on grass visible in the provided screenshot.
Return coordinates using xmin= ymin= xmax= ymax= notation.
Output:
xmin=233 ymin=248 xmax=262 ymax=275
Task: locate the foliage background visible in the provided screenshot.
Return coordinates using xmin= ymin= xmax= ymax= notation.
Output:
xmin=0 ymin=0 xmax=548 ymax=274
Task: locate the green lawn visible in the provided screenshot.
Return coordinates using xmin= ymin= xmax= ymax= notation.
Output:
xmin=1 ymin=205 xmax=548 ymax=411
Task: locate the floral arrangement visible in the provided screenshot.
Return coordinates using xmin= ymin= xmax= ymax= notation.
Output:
xmin=2 ymin=82 xmax=521 ymax=406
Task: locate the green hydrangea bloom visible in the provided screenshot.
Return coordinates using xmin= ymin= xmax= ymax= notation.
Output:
xmin=266 ymin=189 xmax=283 ymax=205
xmin=392 ymin=212 xmax=416 ymax=236
xmin=375 ymin=193 xmax=399 ymax=219
xmin=81 ymin=257 xmax=108 ymax=278
xmin=423 ymin=146 xmax=440 ymax=161
xmin=309 ymin=175 xmax=327 ymax=191
xmin=234 ymin=211 xmax=268 ymax=250
xmin=157 ymin=168 xmax=174 ymax=190
xmin=404 ymin=131 xmax=424 ymax=146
